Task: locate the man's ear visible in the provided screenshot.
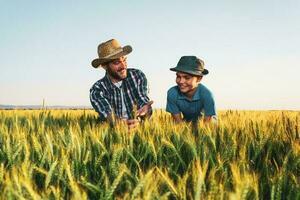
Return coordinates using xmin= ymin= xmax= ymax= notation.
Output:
xmin=101 ymin=64 xmax=107 ymax=70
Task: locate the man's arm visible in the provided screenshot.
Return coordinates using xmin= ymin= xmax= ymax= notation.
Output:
xmin=90 ymin=85 xmax=140 ymax=129
xmin=106 ymin=113 xmax=140 ymax=129
xmin=134 ymin=70 xmax=151 ymax=110
xmin=90 ymin=86 xmax=112 ymax=121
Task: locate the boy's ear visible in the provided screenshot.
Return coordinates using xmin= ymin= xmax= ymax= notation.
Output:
xmin=197 ymin=76 xmax=203 ymax=82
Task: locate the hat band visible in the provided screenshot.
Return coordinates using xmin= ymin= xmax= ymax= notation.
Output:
xmin=102 ymin=48 xmax=123 ymax=59
xmin=176 ymin=66 xmax=204 ymax=72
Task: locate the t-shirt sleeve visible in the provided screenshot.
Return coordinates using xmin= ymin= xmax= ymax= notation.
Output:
xmin=166 ymin=88 xmax=180 ymax=114
xmin=203 ymin=90 xmax=216 ymax=116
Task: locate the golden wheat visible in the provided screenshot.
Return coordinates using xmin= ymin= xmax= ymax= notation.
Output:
xmin=0 ymin=109 xmax=299 ymax=199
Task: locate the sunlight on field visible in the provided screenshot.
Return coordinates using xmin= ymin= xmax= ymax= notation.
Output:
xmin=0 ymin=109 xmax=299 ymax=199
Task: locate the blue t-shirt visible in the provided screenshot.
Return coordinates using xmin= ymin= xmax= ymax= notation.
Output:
xmin=166 ymin=84 xmax=216 ymax=122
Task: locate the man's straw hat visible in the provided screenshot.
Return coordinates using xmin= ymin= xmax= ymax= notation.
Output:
xmin=91 ymin=39 xmax=132 ymax=68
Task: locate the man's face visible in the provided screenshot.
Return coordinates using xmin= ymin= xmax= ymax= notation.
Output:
xmin=175 ymin=72 xmax=202 ymax=94
xmin=106 ymin=56 xmax=128 ymax=82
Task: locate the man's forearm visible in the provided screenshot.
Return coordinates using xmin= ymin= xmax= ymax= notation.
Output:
xmin=106 ymin=113 xmax=118 ymax=127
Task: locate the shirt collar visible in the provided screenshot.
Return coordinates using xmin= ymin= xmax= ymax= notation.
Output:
xmin=113 ymin=81 xmax=123 ymax=88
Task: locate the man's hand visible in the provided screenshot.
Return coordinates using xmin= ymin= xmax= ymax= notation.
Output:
xmin=137 ymin=100 xmax=153 ymax=117
xmin=126 ymin=119 xmax=140 ymax=130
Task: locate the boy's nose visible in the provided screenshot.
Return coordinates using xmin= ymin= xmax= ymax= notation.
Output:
xmin=178 ymin=78 xmax=185 ymax=84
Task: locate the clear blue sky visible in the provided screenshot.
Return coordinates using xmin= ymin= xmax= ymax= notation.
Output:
xmin=1 ymin=0 xmax=299 ymax=110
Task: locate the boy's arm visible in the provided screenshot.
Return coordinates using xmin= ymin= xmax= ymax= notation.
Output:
xmin=203 ymin=90 xmax=217 ymax=123
xmin=171 ymin=113 xmax=183 ymax=123
xmin=166 ymin=88 xmax=183 ymax=122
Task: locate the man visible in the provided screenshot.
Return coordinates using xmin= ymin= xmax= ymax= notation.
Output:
xmin=90 ymin=39 xmax=153 ymax=129
xmin=166 ymin=56 xmax=216 ymax=123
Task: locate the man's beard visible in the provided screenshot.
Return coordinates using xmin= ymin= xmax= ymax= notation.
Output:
xmin=107 ymin=67 xmax=127 ymax=81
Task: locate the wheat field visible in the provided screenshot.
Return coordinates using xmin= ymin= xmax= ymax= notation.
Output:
xmin=0 ymin=109 xmax=299 ymax=199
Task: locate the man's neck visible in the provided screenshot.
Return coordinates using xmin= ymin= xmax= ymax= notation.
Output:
xmin=107 ymin=74 xmax=122 ymax=84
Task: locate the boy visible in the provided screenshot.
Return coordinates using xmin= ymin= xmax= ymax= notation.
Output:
xmin=166 ymin=56 xmax=216 ymax=123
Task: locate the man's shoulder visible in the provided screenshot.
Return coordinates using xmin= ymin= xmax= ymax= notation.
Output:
xmin=127 ymin=68 xmax=145 ymax=76
xmin=90 ymin=77 xmax=108 ymax=91
xmin=126 ymin=68 xmax=147 ymax=83
xmin=127 ymin=68 xmax=141 ymax=72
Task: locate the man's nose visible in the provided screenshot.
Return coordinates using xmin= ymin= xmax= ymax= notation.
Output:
xmin=120 ymin=59 xmax=127 ymax=67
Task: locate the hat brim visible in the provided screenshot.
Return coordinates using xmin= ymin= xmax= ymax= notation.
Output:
xmin=170 ymin=67 xmax=209 ymax=76
xmin=91 ymin=45 xmax=132 ymax=68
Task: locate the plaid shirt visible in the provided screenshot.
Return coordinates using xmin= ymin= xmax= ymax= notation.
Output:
xmin=90 ymin=68 xmax=150 ymax=121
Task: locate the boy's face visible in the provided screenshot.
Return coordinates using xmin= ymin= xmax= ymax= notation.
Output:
xmin=175 ymin=72 xmax=202 ymax=94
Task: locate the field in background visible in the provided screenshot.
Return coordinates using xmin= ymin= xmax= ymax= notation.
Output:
xmin=0 ymin=110 xmax=299 ymax=199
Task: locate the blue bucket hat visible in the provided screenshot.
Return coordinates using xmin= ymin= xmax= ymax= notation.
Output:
xmin=170 ymin=56 xmax=209 ymax=76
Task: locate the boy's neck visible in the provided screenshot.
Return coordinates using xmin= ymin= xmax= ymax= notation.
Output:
xmin=184 ymin=87 xmax=197 ymax=100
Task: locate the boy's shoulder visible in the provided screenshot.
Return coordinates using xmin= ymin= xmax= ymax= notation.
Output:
xmin=167 ymin=86 xmax=179 ymax=97
xmin=198 ymin=83 xmax=210 ymax=91
xmin=198 ymin=84 xmax=214 ymax=98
